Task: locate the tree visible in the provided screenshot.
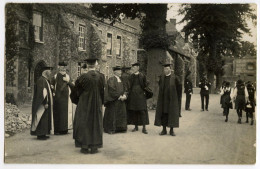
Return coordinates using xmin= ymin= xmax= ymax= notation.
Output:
xmin=91 ymin=4 xmax=169 ymax=105
xmin=179 ymin=4 xmax=256 ymax=91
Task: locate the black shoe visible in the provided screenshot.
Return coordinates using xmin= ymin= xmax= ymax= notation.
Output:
xmin=206 ymin=109 xmax=208 ymax=111
xmin=159 ymin=130 xmax=167 ymax=135
xmin=132 ymin=128 xmax=138 ymax=132
xmin=169 ymin=130 xmax=176 ymax=136
xmin=80 ymin=148 xmax=89 ymax=154
xmin=238 ymin=119 xmax=241 ymax=124
xmin=251 ymin=120 xmax=254 ymax=125
xmin=187 ymin=109 xmax=192 ymax=111
xmin=225 ymin=118 xmax=228 ymax=122
xmin=246 ymin=120 xmax=249 ymax=123
xmin=37 ymin=135 xmax=49 ymax=140
xmin=54 ymin=132 xmax=60 ymax=135
xmin=201 ymin=109 xmax=204 ymax=111
xmin=90 ymin=148 xmax=98 ymax=154
xmin=142 ymin=129 xmax=148 ymax=134
xmin=179 ymin=114 xmax=182 ymax=117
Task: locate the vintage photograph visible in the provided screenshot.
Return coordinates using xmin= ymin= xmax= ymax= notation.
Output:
xmin=3 ymin=1 xmax=257 ymax=165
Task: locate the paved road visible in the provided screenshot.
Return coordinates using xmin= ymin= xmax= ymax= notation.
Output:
xmin=4 ymin=94 xmax=256 ymax=164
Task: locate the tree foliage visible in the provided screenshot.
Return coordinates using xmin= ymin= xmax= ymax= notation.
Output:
xmin=179 ymin=4 xmax=256 ymax=76
xmin=91 ymin=4 xmax=169 ymax=49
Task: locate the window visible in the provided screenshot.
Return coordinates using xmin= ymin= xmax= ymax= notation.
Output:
xmin=33 ymin=11 xmax=43 ymax=42
xmin=107 ymin=33 xmax=112 ymax=56
xmin=77 ymin=63 xmax=82 ymax=77
xmin=79 ymin=24 xmax=86 ymax=50
xmin=116 ymin=36 xmax=122 ymax=57
xmin=247 ymin=63 xmax=254 ymax=70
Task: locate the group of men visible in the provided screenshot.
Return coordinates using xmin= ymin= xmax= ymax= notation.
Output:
xmin=30 ymin=58 xmax=183 ymax=154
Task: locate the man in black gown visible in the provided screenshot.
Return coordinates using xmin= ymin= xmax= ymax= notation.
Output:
xmin=31 ymin=67 xmax=53 ymax=140
xmin=73 ymin=58 xmax=104 ymax=154
xmin=127 ymin=62 xmax=149 ymax=134
xmin=154 ymin=64 xmax=180 ymax=136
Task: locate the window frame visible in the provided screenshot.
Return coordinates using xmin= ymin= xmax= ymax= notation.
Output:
xmin=116 ymin=35 xmax=122 ymax=58
xmin=33 ymin=11 xmax=44 ymax=43
xmin=106 ymin=32 xmax=113 ymax=56
xmin=78 ymin=24 xmax=86 ymax=51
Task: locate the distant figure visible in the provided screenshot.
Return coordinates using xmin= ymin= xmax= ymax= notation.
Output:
xmin=245 ymin=81 xmax=255 ymax=125
xmin=199 ymin=73 xmax=211 ymax=111
xmin=154 ymin=64 xmax=181 ymax=136
xmin=51 ymin=61 xmax=74 ymax=135
xmin=103 ymin=66 xmax=127 ymax=134
xmin=30 ymin=66 xmax=53 ymax=140
xmin=127 ymin=62 xmax=149 ymax=134
xmin=184 ymin=71 xmax=193 ymax=111
xmin=220 ymin=81 xmax=227 ymax=115
xmin=73 ymin=57 xmax=104 ymax=154
xmin=220 ymin=82 xmax=232 ymax=122
xmin=232 ymin=79 xmax=249 ymax=124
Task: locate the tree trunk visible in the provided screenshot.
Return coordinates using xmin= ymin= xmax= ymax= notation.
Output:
xmin=140 ymin=4 xmax=168 ymax=107
xmin=146 ymin=48 xmax=165 ymax=106
xmin=215 ymin=73 xmax=223 ymax=92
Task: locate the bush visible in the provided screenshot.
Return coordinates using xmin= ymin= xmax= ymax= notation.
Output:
xmin=5 ymin=93 xmax=17 ymax=105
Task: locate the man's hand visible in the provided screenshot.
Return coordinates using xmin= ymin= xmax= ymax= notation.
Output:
xmin=44 ymin=104 xmax=48 ymax=109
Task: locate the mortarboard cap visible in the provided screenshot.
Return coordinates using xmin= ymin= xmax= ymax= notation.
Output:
xmin=132 ymin=62 xmax=140 ymax=66
xmin=162 ymin=63 xmax=172 ymax=67
xmin=113 ymin=66 xmax=122 ymax=71
xmin=84 ymin=57 xmax=99 ymax=65
xmin=58 ymin=61 xmax=67 ymax=66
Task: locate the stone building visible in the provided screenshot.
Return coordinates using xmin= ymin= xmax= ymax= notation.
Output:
xmin=223 ymin=55 xmax=256 ymax=85
xmin=5 ymin=4 xmax=139 ymax=104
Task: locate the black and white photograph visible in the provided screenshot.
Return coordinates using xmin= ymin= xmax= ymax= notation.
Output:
xmin=0 ymin=0 xmax=258 ymax=167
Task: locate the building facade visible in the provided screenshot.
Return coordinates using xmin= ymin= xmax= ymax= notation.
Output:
xmin=5 ymin=4 xmax=139 ymax=104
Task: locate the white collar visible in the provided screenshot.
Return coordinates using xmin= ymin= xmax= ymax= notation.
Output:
xmin=166 ymin=73 xmax=171 ymax=77
xmin=134 ymin=72 xmax=139 ymax=75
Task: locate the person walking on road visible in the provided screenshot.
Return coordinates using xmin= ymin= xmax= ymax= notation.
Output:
xmin=199 ymin=73 xmax=211 ymax=111
xmin=232 ymin=79 xmax=249 ymax=124
xmin=184 ymin=71 xmax=193 ymax=111
xmin=154 ymin=64 xmax=181 ymax=136
xmin=245 ymin=81 xmax=255 ymax=125
xmin=220 ymin=81 xmax=232 ymax=122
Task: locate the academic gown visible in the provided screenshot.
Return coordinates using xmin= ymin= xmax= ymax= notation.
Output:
xmin=155 ymin=74 xmax=180 ymax=128
xmin=103 ymin=76 xmax=127 ymax=133
xmin=30 ymin=76 xmax=53 ymax=136
xmin=73 ymin=70 xmax=104 ymax=149
xmin=51 ymin=73 xmax=74 ymax=133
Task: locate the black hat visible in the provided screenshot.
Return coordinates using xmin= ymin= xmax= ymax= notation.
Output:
xmin=163 ymin=63 xmax=172 ymax=67
xmin=84 ymin=57 xmax=99 ymax=65
xmin=58 ymin=61 xmax=67 ymax=66
xmin=122 ymin=66 xmax=131 ymax=70
xmin=132 ymin=62 xmax=140 ymax=66
xmin=113 ymin=66 xmax=122 ymax=71
xmin=225 ymin=82 xmax=230 ymax=87
xmin=81 ymin=64 xmax=87 ymax=69
xmin=237 ymin=79 xmax=244 ymax=85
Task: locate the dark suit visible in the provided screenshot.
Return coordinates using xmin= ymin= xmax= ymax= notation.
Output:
xmin=184 ymin=78 xmax=193 ymax=110
xmin=199 ymin=78 xmax=211 ymax=110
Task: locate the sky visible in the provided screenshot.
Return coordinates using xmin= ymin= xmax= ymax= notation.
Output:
xmin=166 ymin=3 xmax=257 ymax=46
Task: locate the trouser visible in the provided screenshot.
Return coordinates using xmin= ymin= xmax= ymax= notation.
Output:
xmin=200 ymin=93 xmax=209 ymax=110
xmin=237 ymin=109 xmax=243 ymax=118
xmin=185 ymin=93 xmax=191 ymax=110
xmin=224 ymin=107 xmax=229 ymax=119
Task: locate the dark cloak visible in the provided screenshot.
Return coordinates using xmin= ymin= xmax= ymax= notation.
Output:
xmin=155 ymin=74 xmax=180 ymax=128
xmin=103 ymin=76 xmax=127 ymax=133
xmin=51 ymin=73 xmax=73 ymax=133
xmin=30 ymin=76 xmax=52 ymax=136
xmin=73 ymin=70 xmax=104 ymax=149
